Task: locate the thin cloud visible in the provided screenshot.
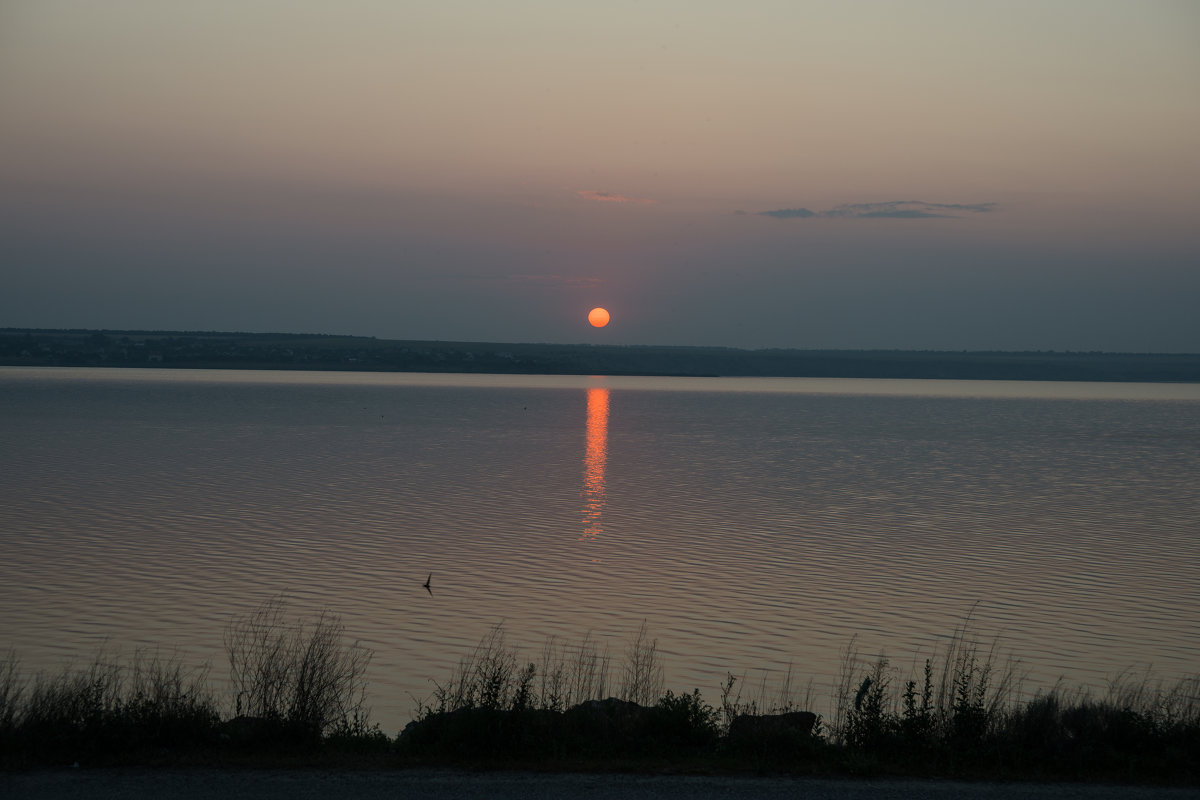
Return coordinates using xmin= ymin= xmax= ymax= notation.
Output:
xmin=439 ymin=273 xmax=603 ymax=288
xmin=760 ymin=208 xmax=817 ymax=219
xmin=860 ymin=209 xmax=949 ymax=218
xmin=759 ymin=200 xmax=996 ymax=220
xmin=508 ymin=273 xmax=604 ymax=288
xmin=577 ymin=190 xmax=657 ymax=205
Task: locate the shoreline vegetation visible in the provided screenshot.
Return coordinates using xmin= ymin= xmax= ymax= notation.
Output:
xmin=2 ymin=600 xmax=1196 ymax=785
xmin=3 ymin=328 xmax=1200 ymax=383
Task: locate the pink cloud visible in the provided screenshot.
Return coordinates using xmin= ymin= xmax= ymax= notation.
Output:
xmin=576 ymin=190 xmax=656 ymax=205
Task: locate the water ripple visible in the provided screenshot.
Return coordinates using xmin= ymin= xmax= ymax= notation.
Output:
xmin=2 ymin=370 xmax=1198 ymax=730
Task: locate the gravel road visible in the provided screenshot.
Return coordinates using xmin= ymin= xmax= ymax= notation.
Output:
xmin=5 ymin=769 xmax=1197 ymax=800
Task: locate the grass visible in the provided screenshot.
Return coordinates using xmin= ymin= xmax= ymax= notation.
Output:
xmin=2 ymin=606 xmax=1197 ymax=785
xmin=420 ymin=622 xmax=660 ymax=716
xmin=404 ymin=622 xmax=716 ymax=761
xmin=225 ymin=596 xmax=373 ymax=743
xmin=2 ymin=647 xmax=220 ymax=763
xmin=833 ymin=611 xmax=1023 ymax=753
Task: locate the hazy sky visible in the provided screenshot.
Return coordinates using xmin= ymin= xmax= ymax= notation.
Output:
xmin=3 ymin=1 xmax=1198 ymax=351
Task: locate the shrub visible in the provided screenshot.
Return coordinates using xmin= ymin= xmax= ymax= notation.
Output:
xmin=18 ymin=653 xmax=125 ymax=753
xmin=10 ymin=649 xmax=219 ymax=758
xmin=114 ymin=650 xmax=220 ymax=747
xmin=833 ymin=614 xmax=1022 ymax=753
xmin=845 ymin=658 xmax=898 ymax=750
xmin=0 ymin=651 xmax=23 ymax=740
xmin=427 ymin=625 xmax=526 ymax=714
xmin=426 ymin=624 xmax=627 ymax=716
xmin=900 ymin=658 xmax=935 ymax=744
xmin=224 ymin=596 xmax=372 ymax=743
xmin=650 ymin=688 xmax=719 ymax=749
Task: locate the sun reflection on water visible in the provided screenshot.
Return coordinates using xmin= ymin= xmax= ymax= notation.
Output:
xmin=581 ymin=386 xmax=609 ymax=541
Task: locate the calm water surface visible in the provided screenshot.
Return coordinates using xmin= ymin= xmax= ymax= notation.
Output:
xmin=2 ymin=367 xmax=1198 ymax=730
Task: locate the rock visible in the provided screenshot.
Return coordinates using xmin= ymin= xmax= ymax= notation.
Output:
xmin=218 ymin=715 xmax=276 ymax=745
xmin=562 ymin=698 xmax=652 ymax=753
xmin=218 ymin=715 xmax=316 ymax=747
xmin=571 ymin=697 xmax=649 ymax=722
xmin=727 ymin=711 xmax=818 ymax=751
xmin=397 ymin=707 xmax=564 ymax=757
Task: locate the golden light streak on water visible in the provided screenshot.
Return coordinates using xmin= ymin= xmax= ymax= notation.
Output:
xmin=581 ymin=386 xmax=609 ymax=543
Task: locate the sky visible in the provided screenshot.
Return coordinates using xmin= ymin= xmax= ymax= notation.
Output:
xmin=2 ymin=1 xmax=1198 ymax=351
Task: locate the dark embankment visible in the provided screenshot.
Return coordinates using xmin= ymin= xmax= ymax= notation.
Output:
xmin=4 ymin=328 xmax=1199 ymax=382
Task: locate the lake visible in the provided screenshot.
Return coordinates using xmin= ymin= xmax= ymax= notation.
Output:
xmin=2 ymin=367 xmax=1198 ymax=731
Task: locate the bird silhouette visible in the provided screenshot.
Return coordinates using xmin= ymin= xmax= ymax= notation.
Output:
xmin=423 ymin=573 xmax=432 ymax=596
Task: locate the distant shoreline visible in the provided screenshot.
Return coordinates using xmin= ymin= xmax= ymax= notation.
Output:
xmin=3 ymin=328 xmax=1199 ymax=383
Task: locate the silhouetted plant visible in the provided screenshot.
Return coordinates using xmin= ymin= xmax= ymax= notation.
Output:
xmin=533 ymin=632 xmax=611 ymax=710
xmin=619 ymin=621 xmax=663 ymax=707
xmin=5 ymin=609 xmax=1199 ymax=781
xmin=0 ymin=650 xmax=22 ymax=740
xmin=718 ymin=666 xmax=813 ymax=736
xmin=536 ymin=636 xmax=568 ymax=712
xmin=20 ymin=652 xmax=126 ymax=751
xmin=428 ymin=624 xmax=666 ymax=716
xmin=900 ymin=658 xmax=935 ymax=744
xmin=11 ymin=649 xmax=218 ymax=756
xmin=474 ymin=633 xmax=517 ymax=711
xmin=834 ymin=613 xmax=1022 ymax=752
xmin=845 ymin=658 xmax=898 ymax=749
xmin=428 ymin=625 xmax=518 ymax=713
xmin=225 ymin=596 xmax=371 ymax=742
xmin=937 ymin=614 xmax=1018 ymax=746
xmin=650 ymin=688 xmax=719 ymax=748
xmin=118 ymin=650 xmax=219 ymax=746
xmin=566 ymin=632 xmax=611 ymax=706
xmin=718 ymin=672 xmax=751 ymax=734
xmin=1106 ymin=668 xmax=1200 ymax=734
xmin=949 ymin=648 xmax=990 ymax=743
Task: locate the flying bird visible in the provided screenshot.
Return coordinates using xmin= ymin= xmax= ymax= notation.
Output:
xmin=423 ymin=573 xmax=432 ymax=595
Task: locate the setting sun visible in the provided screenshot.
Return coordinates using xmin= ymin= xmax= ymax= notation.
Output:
xmin=588 ymin=307 xmax=610 ymax=328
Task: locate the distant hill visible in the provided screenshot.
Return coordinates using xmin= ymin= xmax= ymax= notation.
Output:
xmin=2 ymin=328 xmax=1198 ymax=383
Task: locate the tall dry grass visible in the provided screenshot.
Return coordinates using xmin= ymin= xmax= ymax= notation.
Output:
xmin=0 ymin=649 xmax=22 ymax=737
xmin=224 ymin=596 xmax=373 ymax=740
xmin=3 ymin=607 xmax=1196 ymax=781
xmin=422 ymin=620 xmax=672 ymax=716
xmin=834 ymin=613 xmax=1024 ymax=749
xmin=718 ymin=665 xmax=819 ymax=735
xmin=2 ymin=648 xmax=219 ymax=757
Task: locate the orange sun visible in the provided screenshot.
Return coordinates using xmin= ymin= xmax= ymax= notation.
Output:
xmin=588 ymin=307 xmax=611 ymax=328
